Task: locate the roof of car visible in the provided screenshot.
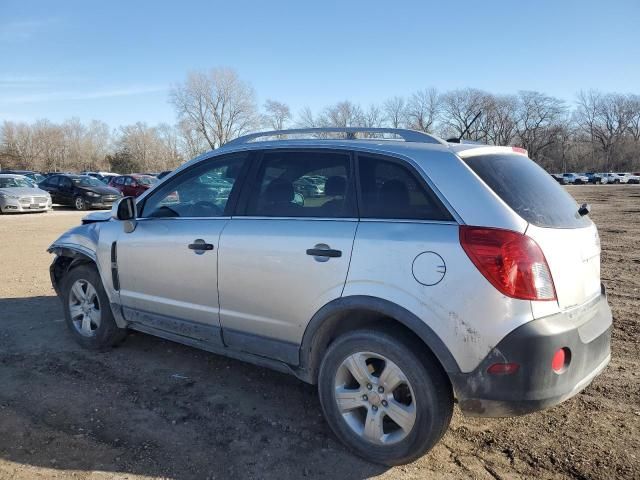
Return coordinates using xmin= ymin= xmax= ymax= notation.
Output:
xmin=162 ymin=128 xmax=531 ymax=182
xmin=0 ymin=173 xmax=27 ymax=178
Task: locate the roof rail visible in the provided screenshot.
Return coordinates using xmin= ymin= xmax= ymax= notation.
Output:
xmin=224 ymin=127 xmax=446 ymax=146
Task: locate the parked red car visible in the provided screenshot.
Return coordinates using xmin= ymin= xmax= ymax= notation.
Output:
xmin=108 ymin=174 xmax=158 ymax=197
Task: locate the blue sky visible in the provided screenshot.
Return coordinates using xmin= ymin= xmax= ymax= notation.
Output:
xmin=1 ymin=0 xmax=638 ymax=127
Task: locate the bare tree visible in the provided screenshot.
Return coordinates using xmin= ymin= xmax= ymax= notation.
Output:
xmin=156 ymin=123 xmax=183 ymax=168
xmin=170 ymin=68 xmax=259 ymax=149
xmin=177 ymin=119 xmax=208 ymax=160
xmin=320 ymin=101 xmax=365 ymax=128
xmin=627 ymin=94 xmax=640 ymax=142
xmin=515 ymin=91 xmax=567 ymax=161
xmin=263 ymin=99 xmax=291 ymax=130
xmin=296 ymin=106 xmax=319 ymax=128
xmin=406 ymin=88 xmax=440 ymax=133
xmin=440 ymin=88 xmax=491 ymax=141
xmin=383 ymin=96 xmax=406 ymax=128
xmin=484 ymin=95 xmax=518 ymax=146
xmin=362 ymin=104 xmax=384 ymax=129
xmin=575 ymin=91 xmax=630 ymax=170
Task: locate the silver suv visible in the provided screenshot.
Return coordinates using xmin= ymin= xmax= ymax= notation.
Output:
xmin=48 ymin=128 xmax=612 ymax=465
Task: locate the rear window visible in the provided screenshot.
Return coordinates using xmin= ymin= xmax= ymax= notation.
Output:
xmin=463 ymin=153 xmax=590 ymax=228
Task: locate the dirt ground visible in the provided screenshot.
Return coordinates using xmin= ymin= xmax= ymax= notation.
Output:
xmin=0 ymin=186 xmax=638 ymax=480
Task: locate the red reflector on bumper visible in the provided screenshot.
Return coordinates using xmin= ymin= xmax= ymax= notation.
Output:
xmin=552 ymin=348 xmax=570 ymax=373
xmin=487 ymin=362 xmax=520 ymax=375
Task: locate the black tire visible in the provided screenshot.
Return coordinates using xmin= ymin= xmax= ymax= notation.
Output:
xmin=61 ymin=264 xmax=127 ymax=350
xmin=74 ymin=196 xmax=87 ymax=210
xmin=318 ymin=329 xmax=453 ymax=465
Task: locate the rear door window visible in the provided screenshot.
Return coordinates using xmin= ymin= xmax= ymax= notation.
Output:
xmin=244 ymin=151 xmax=355 ymax=218
xmin=463 ymin=153 xmax=590 ymax=228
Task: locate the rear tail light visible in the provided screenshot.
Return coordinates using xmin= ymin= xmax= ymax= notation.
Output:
xmin=459 ymin=226 xmax=557 ymax=301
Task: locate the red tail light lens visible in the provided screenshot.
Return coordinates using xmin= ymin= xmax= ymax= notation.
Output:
xmin=460 ymin=226 xmax=557 ymax=301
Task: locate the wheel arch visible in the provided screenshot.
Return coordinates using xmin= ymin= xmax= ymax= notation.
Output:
xmin=49 ymin=246 xmax=97 ymax=296
xmin=298 ymin=295 xmax=461 ymax=384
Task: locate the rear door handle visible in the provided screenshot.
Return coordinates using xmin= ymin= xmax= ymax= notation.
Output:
xmin=306 ymin=248 xmax=342 ymax=258
xmin=188 ymin=239 xmax=214 ymax=253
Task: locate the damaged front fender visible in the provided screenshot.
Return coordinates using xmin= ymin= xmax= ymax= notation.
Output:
xmin=48 ymin=222 xmax=101 ymax=296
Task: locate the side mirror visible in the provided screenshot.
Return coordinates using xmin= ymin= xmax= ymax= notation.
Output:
xmin=112 ymin=196 xmax=136 ymax=221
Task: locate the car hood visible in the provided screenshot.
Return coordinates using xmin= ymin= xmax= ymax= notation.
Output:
xmin=77 ymin=185 xmax=121 ymax=195
xmin=82 ymin=210 xmax=112 ymax=224
xmin=0 ymin=187 xmax=50 ymax=197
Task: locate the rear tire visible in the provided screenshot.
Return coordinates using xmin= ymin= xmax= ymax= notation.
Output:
xmin=318 ymin=329 xmax=453 ymax=465
xmin=61 ymin=264 xmax=127 ymax=350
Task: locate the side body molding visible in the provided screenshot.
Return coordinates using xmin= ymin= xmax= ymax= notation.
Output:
xmin=297 ymin=295 xmax=461 ymax=384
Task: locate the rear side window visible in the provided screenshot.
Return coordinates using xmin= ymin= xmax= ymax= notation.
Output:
xmin=463 ymin=153 xmax=590 ymax=228
xmin=358 ymin=155 xmax=452 ymax=221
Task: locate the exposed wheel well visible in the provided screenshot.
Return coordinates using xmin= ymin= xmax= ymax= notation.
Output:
xmin=50 ymin=250 xmax=96 ymax=296
xmin=298 ymin=297 xmax=459 ymax=386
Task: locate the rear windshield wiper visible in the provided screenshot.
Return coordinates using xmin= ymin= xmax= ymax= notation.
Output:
xmin=578 ymin=203 xmax=591 ymax=216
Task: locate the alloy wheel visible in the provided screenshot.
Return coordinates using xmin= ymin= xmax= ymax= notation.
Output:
xmin=68 ymin=279 xmax=101 ymax=337
xmin=334 ymin=351 xmax=417 ymax=445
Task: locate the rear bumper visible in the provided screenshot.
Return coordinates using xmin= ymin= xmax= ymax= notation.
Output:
xmin=452 ymin=292 xmax=612 ymax=417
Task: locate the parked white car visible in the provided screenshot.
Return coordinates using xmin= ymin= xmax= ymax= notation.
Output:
xmin=562 ymin=173 xmax=589 ymax=184
xmin=0 ymin=174 xmax=52 ymax=213
xmin=616 ymin=173 xmax=640 ymax=184
xmin=628 ymin=173 xmax=640 ymax=184
xmin=600 ymin=173 xmax=619 ymax=184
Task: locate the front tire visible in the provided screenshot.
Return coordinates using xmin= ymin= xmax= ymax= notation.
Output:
xmin=318 ymin=329 xmax=453 ymax=465
xmin=74 ymin=196 xmax=87 ymax=210
xmin=62 ymin=264 xmax=126 ymax=350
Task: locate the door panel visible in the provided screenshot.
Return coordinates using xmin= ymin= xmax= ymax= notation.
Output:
xmin=117 ymin=218 xmax=227 ymax=343
xmin=218 ymin=218 xmax=357 ymax=345
xmin=114 ymin=152 xmax=250 ymax=343
xmin=218 ymin=149 xmax=357 ymax=350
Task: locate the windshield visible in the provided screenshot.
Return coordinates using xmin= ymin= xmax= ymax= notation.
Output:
xmin=0 ymin=177 xmax=34 ymax=188
xmin=137 ymin=176 xmax=157 ymax=185
xmin=73 ymin=176 xmax=104 ymax=187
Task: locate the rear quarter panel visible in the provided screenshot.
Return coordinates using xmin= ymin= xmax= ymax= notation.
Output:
xmin=343 ymin=221 xmax=534 ymax=373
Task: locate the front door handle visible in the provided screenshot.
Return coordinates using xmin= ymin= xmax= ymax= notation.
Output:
xmin=306 ymin=247 xmax=342 ymax=258
xmin=188 ymin=239 xmax=214 ymax=254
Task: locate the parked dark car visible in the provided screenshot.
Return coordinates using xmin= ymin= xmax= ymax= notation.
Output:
xmin=39 ymin=174 xmax=122 ymax=210
xmin=1 ymin=169 xmax=47 ymax=185
xmin=108 ymin=174 xmax=158 ymax=197
xmin=585 ymin=172 xmax=602 ymax=184
xmin=551 ymin=173 xmax=565 ymax=184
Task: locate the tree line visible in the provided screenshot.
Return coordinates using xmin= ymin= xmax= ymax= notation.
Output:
xmin=1 ymin=67 xmax=639 ymax=174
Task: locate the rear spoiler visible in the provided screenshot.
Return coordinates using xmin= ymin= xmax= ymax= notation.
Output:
xmin=449 ymin=144 xmax=529 ymax=158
